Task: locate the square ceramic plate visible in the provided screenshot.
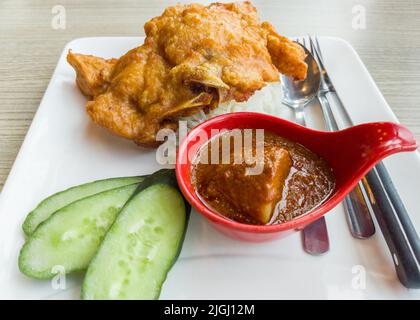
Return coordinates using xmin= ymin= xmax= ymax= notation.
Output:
xmin=0 ymin=37 xmax=419 ymax=300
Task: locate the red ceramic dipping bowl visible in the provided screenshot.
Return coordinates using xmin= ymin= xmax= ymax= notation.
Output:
xmin=175 ymin=112 xmax=417 ymax=242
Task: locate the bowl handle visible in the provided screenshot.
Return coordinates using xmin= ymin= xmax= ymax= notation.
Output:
xmin=329 ymin=122 xmax=417 ymax=185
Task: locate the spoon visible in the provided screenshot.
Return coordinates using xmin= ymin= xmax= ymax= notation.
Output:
xmin=280 ymin=42 xmax=321 ymax=120
xmin=280 ymin=42 xmax=328 ymax=255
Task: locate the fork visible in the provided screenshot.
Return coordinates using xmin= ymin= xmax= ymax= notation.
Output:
xmin=298 ymin=37 xmax=376 ymax=239
xmin=309 ymin=35 xmax=420 ymax=288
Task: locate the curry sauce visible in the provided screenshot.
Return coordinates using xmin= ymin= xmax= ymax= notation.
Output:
xmin=191 ymin=129 xmax=335 ymax=225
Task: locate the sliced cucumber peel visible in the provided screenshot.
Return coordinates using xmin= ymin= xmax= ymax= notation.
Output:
xmin=19 ymin=183 xmax=140 ymax=279
xmin=22 ymin=176 xmax=145 ymax=236
xmin=82 ymin=169 xmax=190 ymax=300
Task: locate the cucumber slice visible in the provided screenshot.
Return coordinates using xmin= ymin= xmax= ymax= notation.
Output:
xmin=82 ymin=170 xmax=189 ymax=300
xmin=19 ymin=183 xmax=139 ymax=279
xmin=23 ymin=176 xmax=145 ymax=236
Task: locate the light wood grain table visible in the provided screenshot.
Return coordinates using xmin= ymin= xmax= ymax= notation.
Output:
xmin=0 ymin=0 xmax=419 ymax=190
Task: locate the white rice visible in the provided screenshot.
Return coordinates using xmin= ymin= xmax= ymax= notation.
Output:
xmin=181 ymin=81 xmax=293 ymax=129
xmin=159 ymin=82 xmax=292 ymax=165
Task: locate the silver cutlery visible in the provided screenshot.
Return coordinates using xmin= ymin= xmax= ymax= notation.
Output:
xmin=309 ymin=35 xmax=420 ymax=288
xmin=298 ymin=37 xmax=376 ymax=239
xmin=280 ymin=41 xmax=329 ymax=255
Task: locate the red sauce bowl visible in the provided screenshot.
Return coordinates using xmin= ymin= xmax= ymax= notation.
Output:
xmin=175 ymin=112 xmax=417 ymax=242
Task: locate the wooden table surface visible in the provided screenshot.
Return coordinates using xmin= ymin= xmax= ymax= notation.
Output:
xmin=0 ymin=0 xmax=419 ymax=190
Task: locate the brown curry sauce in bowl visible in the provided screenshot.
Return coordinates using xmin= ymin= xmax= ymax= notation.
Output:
xmin=191 ymin=129 xmax=335 ymax=225
xmin=176 ymin=112 xmax=417 ymax=241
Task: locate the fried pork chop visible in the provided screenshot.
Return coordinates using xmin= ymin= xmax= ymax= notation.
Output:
xmin=67 ymin=1 xmax=307 ymax=147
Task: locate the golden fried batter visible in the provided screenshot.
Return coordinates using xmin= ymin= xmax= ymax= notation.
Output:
xmin=67 ymin=1 xmax=307 ymax=147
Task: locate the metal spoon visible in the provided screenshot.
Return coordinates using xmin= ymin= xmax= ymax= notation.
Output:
xmin=280 ymin=40 xmax=329 ymax=255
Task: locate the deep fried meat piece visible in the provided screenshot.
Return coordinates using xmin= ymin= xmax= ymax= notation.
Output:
xmin=67 ymin=51 xmax=117 ymax=97
xmin=67 ymin=2 xmax=307 ymax=147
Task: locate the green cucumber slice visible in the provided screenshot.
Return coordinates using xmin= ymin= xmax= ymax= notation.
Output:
xmin=18 ymin=183 xmax=139 ymax=279
xmin=23 ymin=176 xmax=145 ymax=236
xmin=82 ymin=170 xmax=189 ymax=300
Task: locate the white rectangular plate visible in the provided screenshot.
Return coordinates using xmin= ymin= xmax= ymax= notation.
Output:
xmin=0 ymin=37 xmax=420 ymax=300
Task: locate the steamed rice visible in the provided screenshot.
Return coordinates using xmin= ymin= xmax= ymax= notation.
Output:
xmin=160 ymin=82 xmax=293 ymax=164
xmin=181 ymin=82 xmax=293 ymax=129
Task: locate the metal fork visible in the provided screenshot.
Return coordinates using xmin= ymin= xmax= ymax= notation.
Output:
xmin=303 ymin=37 xmax=376 ymax=239
xmin=309 ymin=35 xmax=420 ymax=288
